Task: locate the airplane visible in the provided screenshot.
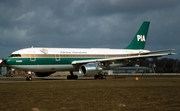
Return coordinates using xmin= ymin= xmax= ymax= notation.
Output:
xmin=4 ymin=21 xmax=175 ymax=80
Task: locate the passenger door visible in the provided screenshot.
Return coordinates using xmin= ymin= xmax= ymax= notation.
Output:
xmin=54 ymin=51 xmax=60 ymax=61
xmin=29 ymin=51 xmax=36 ymax=61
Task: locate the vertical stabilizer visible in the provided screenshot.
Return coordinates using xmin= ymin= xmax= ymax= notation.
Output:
xmin=125 ymin=21 xmax=150 ymax=49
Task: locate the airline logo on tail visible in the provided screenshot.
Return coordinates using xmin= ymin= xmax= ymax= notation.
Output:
xmin=137 ymin=35 xmax=146 ymax=42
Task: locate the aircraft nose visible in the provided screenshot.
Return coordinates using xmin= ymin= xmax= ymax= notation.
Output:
xmin=5 ymin=58 xmax=10 ymax=65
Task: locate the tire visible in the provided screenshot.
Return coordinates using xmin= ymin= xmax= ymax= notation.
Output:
xmin=26 ymin=76 xmax=32 ymax=81
xmin=29 ymin=77 xmax=32 ymax=81
xmin=94 ymin=75 xmax=99 ymax=79
xmin=67 ymin=75 xmax=78 ymax=80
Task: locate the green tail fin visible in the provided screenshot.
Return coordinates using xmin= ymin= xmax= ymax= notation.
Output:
xmin=125 ymin=21 xmax=150 ymax=49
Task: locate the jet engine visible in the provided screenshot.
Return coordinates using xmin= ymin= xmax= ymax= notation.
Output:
xmin=35 ymin=72 xmax=55 ymax=77
xmin=79 ymin=63 xmax=103 ymax=76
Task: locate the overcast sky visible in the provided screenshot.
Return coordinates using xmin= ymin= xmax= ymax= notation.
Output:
xmin=0 ymin=0 xmax=180 ymax=59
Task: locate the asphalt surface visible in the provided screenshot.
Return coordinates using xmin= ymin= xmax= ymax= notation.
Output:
xmin=0 ymin=75 xmax=180 ymax=83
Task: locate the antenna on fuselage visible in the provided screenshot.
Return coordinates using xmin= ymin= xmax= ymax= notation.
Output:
xmin=31 ymin=46 xmax=33 ymax=48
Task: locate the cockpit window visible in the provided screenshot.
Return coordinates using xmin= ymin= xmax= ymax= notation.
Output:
xmin=9 ymin=54 xmax=21 ymax=57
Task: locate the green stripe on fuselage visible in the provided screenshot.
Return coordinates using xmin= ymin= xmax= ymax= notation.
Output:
xmin=6 ymin=58 xmax=101 ymax=65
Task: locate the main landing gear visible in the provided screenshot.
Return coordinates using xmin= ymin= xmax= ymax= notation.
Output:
xmin=94 ymin=72 xmax=106 ymax=79
xmin=67 ymin=71 xmax=78 ymax=80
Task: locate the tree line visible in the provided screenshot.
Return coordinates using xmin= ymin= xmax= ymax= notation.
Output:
xmin=126 ymin=58 xmax=180 ymax=73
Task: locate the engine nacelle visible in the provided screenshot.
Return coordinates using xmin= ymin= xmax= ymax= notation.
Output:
xmin=79 ymin=63 xmax=103 ymax=76
xmin=35 ymin=72 xmax=55 ymax=77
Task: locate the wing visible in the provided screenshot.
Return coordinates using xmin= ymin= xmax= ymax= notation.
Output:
xmin=72 ymin=52 xmax=175 ymax=65
xmin=139 ymin=49 xmax=174 ymax=55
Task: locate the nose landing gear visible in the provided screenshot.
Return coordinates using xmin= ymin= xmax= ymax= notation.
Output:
xmin=26 ymin=75 xmax=32 ymax=81
xmin=25 ymin=71 xmax=33 ymax=81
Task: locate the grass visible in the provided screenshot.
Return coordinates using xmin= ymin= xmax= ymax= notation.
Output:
xmin=0 ymin=77 xmax=180 ymax=111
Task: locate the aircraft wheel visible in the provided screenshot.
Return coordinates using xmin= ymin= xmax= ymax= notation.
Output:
xmin=101 ymin=75 xmax=106 ymax=79
xmin=26 ymin=76 xmax=32 ymax=81
xmin=29 ymin=77 xmax=32 ymax=81
xmin=67 ymin=75 xmax=78 ymax=80
xmin=94 ymin=75 xmax=99 ymax=79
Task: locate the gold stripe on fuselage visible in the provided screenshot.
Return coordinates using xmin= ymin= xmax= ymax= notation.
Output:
xmin=12 ymin=53 xmax=139 ymax=58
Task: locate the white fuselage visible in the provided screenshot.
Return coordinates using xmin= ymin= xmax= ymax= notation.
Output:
xmin=6 ymin=47 xmax=150 ymax=72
